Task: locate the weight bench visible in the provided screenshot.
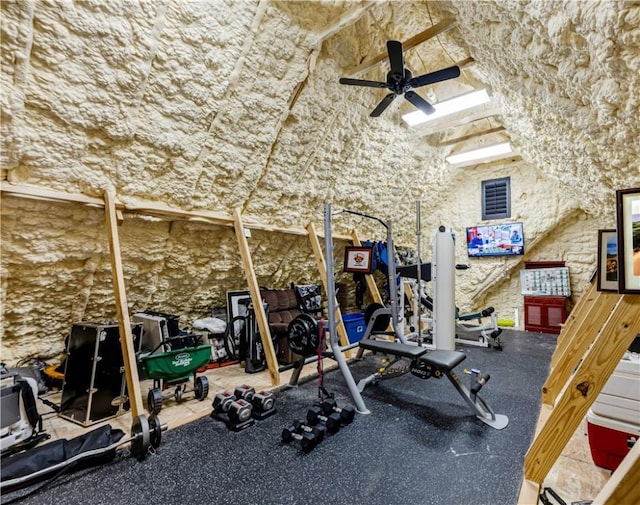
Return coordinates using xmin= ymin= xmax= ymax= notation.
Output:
xmin=356 ymin=339 xmax=509 ymax=430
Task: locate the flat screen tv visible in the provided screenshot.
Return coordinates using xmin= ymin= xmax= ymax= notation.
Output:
xmin=466 ymin=222 xmax=524 ymax=258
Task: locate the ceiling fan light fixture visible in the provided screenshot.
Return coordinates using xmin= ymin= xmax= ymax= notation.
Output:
xmin=446 ymin=142 xmax=513 ymax=165
xmin=402 ymin=89 xmax=491 ymax=126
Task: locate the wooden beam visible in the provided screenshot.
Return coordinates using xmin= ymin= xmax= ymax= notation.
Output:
xmin=104 ymin=189 xmax=144 ymax=418
xmin=2 ymin=180 xmax=105 ymax=207
xmin=593 ymin=441 xmax=640 ymax=505
xmin=524 ymin=294 xmax=640 ymax=484
xmin=517 ymin=479 xmax=541 ymax=505
xmin=541 ymin=290 xmax=620 ymax=405
xmin=551 ymin=279 xmax=596 ymax=368
xmin=437 ymin=126 xmax=505 ymax=147
xmin=306 ymin=222 xmax=350 ymax=347
xmin=1 ymin=182 xmax=356 ymax=240
xmin=233 ymin=208 xmax=279 ymax=385
xmin=414 ymin=104 xmax=503 ymax=137
xmin=346 ymin=19 xmax=456 ymax=76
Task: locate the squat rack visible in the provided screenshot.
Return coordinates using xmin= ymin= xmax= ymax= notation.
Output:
xmin=322 ymin=202 xmax=408 ymax=414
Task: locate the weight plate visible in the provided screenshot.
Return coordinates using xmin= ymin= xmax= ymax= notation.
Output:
xmin=147 ymin=388 xmax=163 ymax=415
xmin=148 ymin=414 xmax=162 ymax=449
xmin=364 ymin=302 xmax=389 ymax=333
xmin=287 ymin=314 xmax=319 ymax=356
xmin=130 ymin=414 xmax=150 ymax=461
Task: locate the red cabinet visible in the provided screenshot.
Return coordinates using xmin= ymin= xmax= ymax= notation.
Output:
xmin=524 ymin=296 xmax=567 ymax=334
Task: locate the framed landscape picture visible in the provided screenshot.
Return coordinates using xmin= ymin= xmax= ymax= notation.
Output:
xmin=616 ymin=187 xmax=640 ymax=293
xmin=596 ymin=229 xmax=618 ymax=292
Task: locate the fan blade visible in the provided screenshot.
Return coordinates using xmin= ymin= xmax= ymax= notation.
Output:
xmin=404 ymin=91 xmax=435 ymax=115
xmin=370 ymin=93 xmax=396 ymax=117
xmin=408 ymin=65 xmax=461 ymax=88
xmin=386 ymin=40 xmax=405 ymax=80
xmin=339 ymin=77 xmax=388 ymax=88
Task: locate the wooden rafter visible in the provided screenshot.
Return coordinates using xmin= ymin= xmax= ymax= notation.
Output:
xmin=345 ymin=19 xmax=457 ymax=76
xmin=1 ymin=182 xmax=354 ymax=241
xmin=437 ymin=126 xmax=506 ymax=146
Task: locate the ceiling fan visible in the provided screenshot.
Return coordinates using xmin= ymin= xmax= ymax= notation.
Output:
xmin=339 ymin=40 xmax=461 ymax=117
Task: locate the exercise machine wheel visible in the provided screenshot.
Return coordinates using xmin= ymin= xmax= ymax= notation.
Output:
xmin=194 ymin=376 xmax=209 ymax=400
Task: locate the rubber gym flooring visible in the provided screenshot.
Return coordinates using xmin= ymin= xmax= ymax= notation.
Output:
xmin=2 ymin=329 xmax=557 ymax=505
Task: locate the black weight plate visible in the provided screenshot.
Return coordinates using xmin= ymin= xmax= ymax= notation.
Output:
xmin=147 ymin=388 xmax=163 ymax=415
xmin=287 ymin=314 xmax=319 ymax=356
xmin=131 ymin=414 xmax=150 ymax=461
xmin=287 ymin=318 xmax=311 ymax=354
xmin=148 ymin=414 xmax=162 ymax=449
xmin=364 ymin=302 xmax=390 ymax=333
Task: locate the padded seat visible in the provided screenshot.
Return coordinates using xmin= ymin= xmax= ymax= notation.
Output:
xmin=358 ymin=339 xmax=427 ymax=359
xmin=418 ymin=350 xmax=465 ymax=371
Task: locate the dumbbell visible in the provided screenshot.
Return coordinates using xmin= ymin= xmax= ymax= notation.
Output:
xmin=234 ymin=384 xmax=255 ymax=401
xmin=212 ymin=391 xmax=236 ymax=414
xmin=306 ymin=406 xmax=342 ymax=433
xmin=292 ymin=418 xmax=326 ymax=443
xmin=281 ymin=423 xmax=319 ymax=452
xmin=228 ymin=399 xmax=253 ymax=425
xmin=233 ymin=385 xmax=276 ymax=418
xmin=320 ymin=398 xmax=356 ymax=425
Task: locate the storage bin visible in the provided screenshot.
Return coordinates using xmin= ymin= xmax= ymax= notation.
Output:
xmin=342 ymin=313 xmax=366 ymax=343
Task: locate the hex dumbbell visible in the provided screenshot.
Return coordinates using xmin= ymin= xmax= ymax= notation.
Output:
xmin=292 ymin=418 xmax=326 ymax=444
xmin=281 ymin=424 xmax=318 ymax=451
xmin=320 ymin=398 xmax=356 ymax=425
xmin=306 ymin=406 xmax=342 ymax=433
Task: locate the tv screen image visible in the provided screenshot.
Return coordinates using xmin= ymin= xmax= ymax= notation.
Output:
xmin=466 ymin=222 xmax=524 ymax=257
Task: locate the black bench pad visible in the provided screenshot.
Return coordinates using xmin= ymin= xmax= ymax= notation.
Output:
xmin=418 ymin=350 xmax=466 ymax=371
xmin=358 ymin=340 xmax=427 ymax=359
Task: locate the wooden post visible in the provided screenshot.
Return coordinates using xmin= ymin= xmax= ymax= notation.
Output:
xmin=233 ymin=208 xmax=279 ymax=385
xmin=306 ymin=222 xmax=350 ymax=347
xmin=104 ymin=190 xmax=143 ymax=418
xmin=542 ymin=290 xmax=620 ymax=405
xmin=551 ymin=279 xmax=596 ymax=367
xmin=592 ymin=441 xmax=640 ymax=505
xmin=524 ymin=294 xmax=640 ymax=484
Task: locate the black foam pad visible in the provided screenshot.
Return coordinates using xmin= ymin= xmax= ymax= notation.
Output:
xmin=419 ymin=350 xmax=466 ymax=371
xmin=358 ymin=339 xmax=427 ymax=359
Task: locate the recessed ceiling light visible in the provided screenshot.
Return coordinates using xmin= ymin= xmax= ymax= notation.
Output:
xmin=446 ymin=142 xmax=513 ymax=164
xmin=402 ymin=89 xmax=491 ymax=126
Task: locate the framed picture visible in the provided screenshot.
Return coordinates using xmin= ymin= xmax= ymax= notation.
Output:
xmin=596 ymin=229 xmax=618 ymax=292
xmin=616 ymin=187 xmax=640 ymax=294
xmin=343 ymin=246 xmax=373 ymax=273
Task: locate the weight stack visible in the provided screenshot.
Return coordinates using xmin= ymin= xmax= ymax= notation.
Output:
xmin=60 ymin=321 xmax=141 ymax=427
